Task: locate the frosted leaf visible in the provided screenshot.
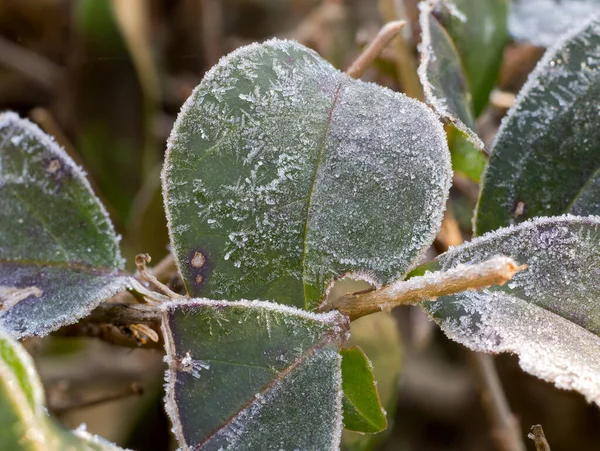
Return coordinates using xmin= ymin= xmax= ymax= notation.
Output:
xmin=0 ymin=113 xmax=132 ymax=337
xmin=423 ymin=215 xmax=600 ymax=405
xmin=162 ymin=39 xmax=451 ymax=311
xmin=0 ymin=327 xmax=127 ymax=450
xmin=418 ymin=1 xmax=485 ymax=151
xmin=161 ymin=298 xmax=349 ymax=450
xmin=419 ymin=0 xmax=508 ymax=118
xmin=476 ymin=17 xmax=600 ymax=235
xmin=509 ymin=0 xmax=600 ymax=47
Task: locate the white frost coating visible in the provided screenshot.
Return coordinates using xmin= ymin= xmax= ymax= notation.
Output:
xmin=427 ymin=215 xmax=600 ymax=405
xmin=417 ymin=1 xmax=485 ymax=151
xmin=162 ymin=38 xmax=452 ymax=307
xmin=160 ymin=298 xmax=348 ymax=450
xmin=73 ymin=425 xmax=130 ymax=451
xmin=509 ymin=0 xmax=600 ymax=47
xmin=476 ymin=16 xmax=600 ymax=233
xmin=0 ymin=112 xmax=124 ymax=269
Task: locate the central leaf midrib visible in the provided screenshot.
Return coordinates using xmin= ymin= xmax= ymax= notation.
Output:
xmin=300 ymin=81 xmax=345 ymax=309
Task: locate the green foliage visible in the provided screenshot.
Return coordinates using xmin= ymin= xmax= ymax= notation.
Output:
xmin=418 ymin=0 xmax=507 ymax=151
xmin=161 ymin=299 xmax=349 ymax=449
xmin=2 ymin=6 xmax=600 ymax=450
xmin=0 ymin=113 xmax=133 ymax=337
xmin=0 ymin=328 xmax=124 ymax=450
xmin=162 ymin=39 xmax=452 ymax=311
xmin=340 ymin=347 xmax=386 ymax=433
xmin=476 ymin=18 xmax=600 ymax=235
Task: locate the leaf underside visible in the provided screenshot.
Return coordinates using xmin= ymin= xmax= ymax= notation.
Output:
xmin=162 ymin=299 xmax=349 ymax=450
xmin=476 ymin=17 xmax=600 ymax=235
xmin=0 ymin=327 xmax=125 ymax=450
xmin=340 ymin=347 xmax=387 ymax=433
xmin=0 ymin=113 xmax=131 ymax=337
xmin=508 ymin=0 xmax=600 ymax=47
xmin=163 ymin=38 xmax=451 ymax=311
xmin=418 ymin=1 xmax=483 ymax=151
xmin=423 ymin=215 xmax=600 ymax=405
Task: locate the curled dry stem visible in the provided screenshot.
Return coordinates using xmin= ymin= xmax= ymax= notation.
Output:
xmin=528 ymin=425 xmax=551 ymax=451
xmin=345 ymin=20 xmax=406 ymax=79
xmin=320 ymin=255 xmax=527 ymax=321
xmin=135 ymin=253 xmax=184 ymax=301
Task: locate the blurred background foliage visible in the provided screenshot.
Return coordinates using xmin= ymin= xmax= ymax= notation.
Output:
xmin=0 ymin=1 xmax=598 ymax=450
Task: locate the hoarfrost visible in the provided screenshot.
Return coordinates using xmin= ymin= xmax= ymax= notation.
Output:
xmin=418 ymin=0 xmax=485 ymax=151
xmin=425 ymin=215 xmax=600 ymax=404
xmin=0 ymin=113 xmax=131 ymax=338
xmin=161 ymin=298 xmax=348 ymax=450
xmin=476 ymin=17 xmax=600 ymax=234
xmin=163 ymin=38 xmax=451 ymax=310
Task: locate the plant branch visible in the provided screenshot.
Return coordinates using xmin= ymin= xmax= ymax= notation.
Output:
xmin=49 ymin=382 xmax=144 ymax=415
xmin=470 ymin=353 xmax=526 ymax=451
xmin=0 ymin=35 xmax=62 ymax=89
xmin=346 ymin=21 xmax=406 ymax=79
xmin=319 ymin=255 xmax=526 ymax=321
xmin=135 ymin=253 xmax=184 ymax=300
xmin=528 ymin=425 xmax=551 ymax=451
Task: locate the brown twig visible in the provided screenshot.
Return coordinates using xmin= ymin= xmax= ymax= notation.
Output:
xmin=320 ymin=256 xmax=526 ymax=321
xmin=528 ymin=425 xmax=551 ymax=451
xmin=346 ymin=21 xmax=406 ymax=79
xmin=470 ymin=353 xmax=526 ymax=451
xmin=49 ymin=382 xmax=144 ymax=415
xmin=0 ymin=35 xmax=62 ymax=89
xmin=135 ymin=253 xmax=184 ymax=300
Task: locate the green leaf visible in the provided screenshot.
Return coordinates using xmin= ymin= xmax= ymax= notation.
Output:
xmin=340 ymin=347 xmax=386 ymax=433
xmin=476 ymin=18 xmax=600 ymax=235
xmin=0 ymin=113 xmax=132 ymax=337
xmin=418 ymin=1 xmax=482 ymax=150
xmin=423 ymin=215 xmax=600 ymax=406
xmin=436 ymin=0 xmax=508 ymax=116
xmin=449 ymin=128 xmax=486 ymax=183
xmin=0 ymin=327 xmax=125 ymax=450
xmin=161 ymin=299 xmax=349 ymax=450
xmin=508 ymin=0 xmax=599 ymax=47
xmin=341 ymin=313 xmax=401 ymax=451
xmin=163 ymin=39 xmax=451 ymax=310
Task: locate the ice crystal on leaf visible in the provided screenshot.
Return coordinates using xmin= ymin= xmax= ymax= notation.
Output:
xmin=0 ymin=113 xmax=132 ymax=337
xmin=162 ymin=39 xmax=451 ymax=311
xmin=161 ymin=299 xmax=348 ymax=450
xmin=476 ymin=17 xmax=600 ymax=235
xmin=424 ymin=215 xmax=600 ymax=405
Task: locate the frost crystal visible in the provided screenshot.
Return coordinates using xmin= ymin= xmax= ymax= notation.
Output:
xmin=161 ymin=298 xmax=348 ymax=450
xmin=425 ymin=215 xmax=600 ymax=405
xmin=0 ymin=113 xmax=131 ymax=338
xmin=163 ymin=38 xmax=451 ymax=310
xmin=476 ymin=17 xmax=600 ymax=234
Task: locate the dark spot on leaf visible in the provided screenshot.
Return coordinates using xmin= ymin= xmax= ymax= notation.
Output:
xmin=187 ymin=248 xmax=210 ymax=295
xmin=43 ymin=156 xmax=72 ymax=191
xmin=511 ymin=200 xmax=527 ymax=218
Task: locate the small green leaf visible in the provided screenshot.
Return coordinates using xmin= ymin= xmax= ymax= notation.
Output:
xmin=340 ymin=347 xmax=386 ymax=433
xmin=341 ymin=313 xmax=402 ymax=451
xmin=161 ymin=299 xmax=349 ymax=450
xmin=418 ymin=1 xmax=481 ymax=150
xmin=509 ymin=0 xmax=599 ymax=46
xmin=0 ymin=327 xmax=125 ymax=450
xmin=449 ymin=129 xmax=486 ymax=183
xmin=476 ymin=17 xmax=600 ymax=235
xmin=423 ymin=215 xmax=600 ymax=406
xmin=163 ymin=39 xmax=451 ymax=311
xmin=0 ymin=113 xmax=132 ymax=337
